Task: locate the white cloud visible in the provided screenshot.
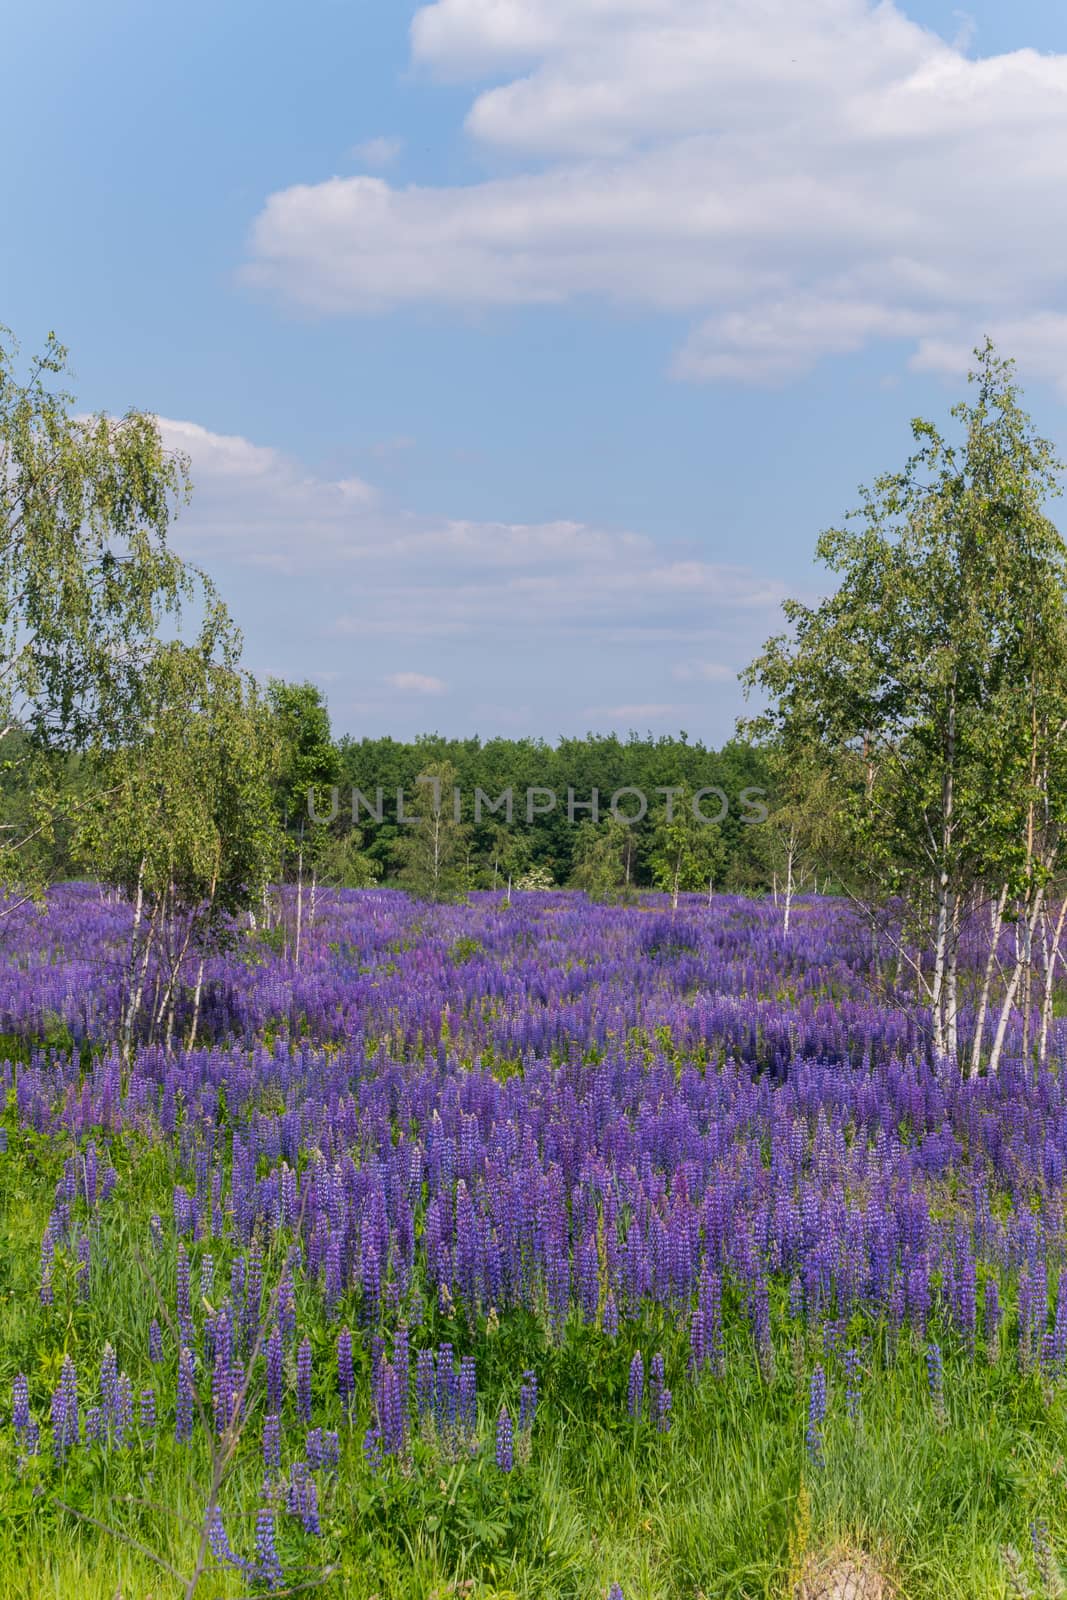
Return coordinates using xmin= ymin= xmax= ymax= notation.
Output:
xmin=910 ymin=314 xmax=1067 ymax=397
xmin=157 ymin=417 xmax=785 ymax=662
xmin=386 ymin=672 xmax=448 ymax=693
xmin=350 ymin=136 xmax=405 ymax=168
xmin=242 ymin=0 xmax=1067 ymax=386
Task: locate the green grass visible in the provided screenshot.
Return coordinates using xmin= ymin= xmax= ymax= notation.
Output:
xmin=1 ymin=1111 xmax=1065 ymax=1599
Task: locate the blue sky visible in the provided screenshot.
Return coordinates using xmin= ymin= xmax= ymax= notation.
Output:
xmin=3 ymin=0 xmax=1066 ymax=743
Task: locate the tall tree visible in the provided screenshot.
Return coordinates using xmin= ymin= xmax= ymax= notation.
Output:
xmin=647 ymin=785 xmax=726 ymax=910
xmin=744 ymin=342 xmax=1067 ymax=1068
xmin=395 ymin=760 xmax=469 ymax=903
xmin=0 ymin=327 xmax=212 ymax=909
xmin=77 ymin=629 xmax=280 ymax=1054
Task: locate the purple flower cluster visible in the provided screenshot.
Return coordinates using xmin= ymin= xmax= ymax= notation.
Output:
xmin=13 ymin=887 xmax=1067 ymax=1521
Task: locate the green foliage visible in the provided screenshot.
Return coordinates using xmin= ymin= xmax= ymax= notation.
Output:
xmin=743 ymin=341 xmax=1067 ymax=1060
xmin=395 ymin=760 xmax=471 ymax=903
xmin=647 ymin=784 xmax=727 ymax=908
xmin=0 ymin=328 xmax=217 ymax=906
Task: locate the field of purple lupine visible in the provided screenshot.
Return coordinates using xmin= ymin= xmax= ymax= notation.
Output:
xmin=3 ymin=886 xmax=1067 ymax=1599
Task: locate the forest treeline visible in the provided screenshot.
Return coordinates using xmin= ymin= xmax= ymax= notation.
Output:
xmin=2 ymin=721 xmax=780 ymax=898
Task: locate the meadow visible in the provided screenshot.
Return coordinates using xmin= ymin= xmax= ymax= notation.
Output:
xmin=1 ymin=884 xmax=1065 ymax=1600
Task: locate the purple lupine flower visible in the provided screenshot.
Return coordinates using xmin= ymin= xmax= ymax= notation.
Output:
xmin=518 ymin=1370 xmax=538 ymax=1433
xmin=12 ymin=1373 xmax=30 ymax=1435
xmin=148 ymin=1319 xmax=163 ymax=1364
xmin=212 ymin=1306 xmax=235 ymax=1434
xmin=99 ymin=1344 xmax=118 ymax=1433
xmin=208 ymin=1505 xmax=246 ymax=1570
xmin=377 ymin=1361 xmax=405 ymax=1456
xmin=149 ymin=1213 xmax=164 ymax=1249
xmin=85 ymin=1405 xmax=103 ymax=1445
xmin=243 ymin=1248 xmax=264 ymax=1350
xmin=415 ymin=1346 xmax=435 ymax=1424
xmin=337 ymin=1327 xmax=354 ymax=1411
xmin=114 ymin=1373 xmax=133 ymax=1446
xmin=306 ymin=1427 xmax=324 ymax=1470
xmin=435 ymin=1343 xmax=456 ymax=1434
xmin=608 ymin=1587 xmax=625 ymax=1600
xmin=200 ymin=1254 xmax=215 ymax=1303
xmin=254 ymin=1508 xmax=284 ymax=1590
xmin=298 ymin=1470 xmax=321 ymax=1536
xmin=266 ymin=1328 xmax=284 ymax=1414
xmin=297 ymin=1336 xmax=313 ymax=1423
xmin=277 ymin=1270 xmax=297 ymax=1345
xmin=496 ymin=1405 xmax=514 ymax=1473
xmin=806 ymin=1367 xmax=826 ymax=1466
xmin=927 ymin=1343 xmax=946 ymax=1423
xmin=322 ymin=1429 xmax=340 ymax=1472
xmin=1030 ymin=1518 xmax=1060 ymax=1596
xmin=51 ymin=1356 xmax=79 ymax=1463
xmin=140 ymin=1388 xmax=156 ymax=1431
xmin=627 ymin=1352 xmax=644 ymax=1420
xmin=263 ymin=1412 xmax=282 ymax=1472
xmin=176 ymin=1348 xmax=195 ymax=1443
xmin=650 ymin=1354 xmax=671 ymax=1433
xmin=984 ymin=1279 xmax=1002 ymax=1356
xmin=75 ymin=1235 xmax=91 ymax=1301
xmin=363 ymin=1424 xmax=383 ymax=1475
xmin=458 ymin=1355 xmax=477 ymax=1438
xmin=176 ymin=1243 xmax=191 ymax=1322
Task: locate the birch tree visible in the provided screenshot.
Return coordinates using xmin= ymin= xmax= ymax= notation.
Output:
xmin=395 ymin=760 xmax=469 ymax=903
xmin=648 ymin=786 xmax=726 ymax=910
xmin=77 ymin=633 xmax=280 ymax=1054
xmin=0 ymin=327 xmax=211 ymax=909
xmin=743 ymin=341 xmax=1067 ymax=1069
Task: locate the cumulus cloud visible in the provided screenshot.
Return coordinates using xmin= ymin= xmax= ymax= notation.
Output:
xmin=241 ymin=0 xmax=1067 ymax=387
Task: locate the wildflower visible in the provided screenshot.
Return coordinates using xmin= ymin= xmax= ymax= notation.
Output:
xmin=806 ymin=1366 xmax=826 ymax=1467
xmin=297 ymin=1336 xmax=313 ymax=1422
xmin=627 ymin=1352 xmax=644 ymax=1419
xmin=518 ymin=1369 xmax=538 ymax=1433
xmin=650 ymin=1353 xmax=671 ymax=1432
xmin=337 ymin=1326 xmax=355 ymax=1410
xmin=363 ymin=1424 xmax=383 ymax=1475
xmin=12 ymin=1373 xmax=30 ymax=1435
xmin=1029 ymin=1519 xmax=1064 ymax=1599
xmin=208 ymin=1505 xmax=245 ymax=1570
xmin=496 ymin=1405 xmax=514 ymax=1473
xmin=176 ymin=1347 xmax=195 ymax=1443
xmin=927 ymin=1342 xmax=947 ymax=1426
xmin=140 ymin=1388 xmax=156 ymax=1431
xmin=254 ymin=1508 xmax=284 ymax=1590
xmin=263 ymin=1412 xmax=281 ymax=1472
xmin=50 ymin=1357 xmax=79 ymax=1464
xmin=148 ymin=1319 xmax=163 ymax=1364
xmin=266 ymin=1327 xmax=284 ymax=1414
